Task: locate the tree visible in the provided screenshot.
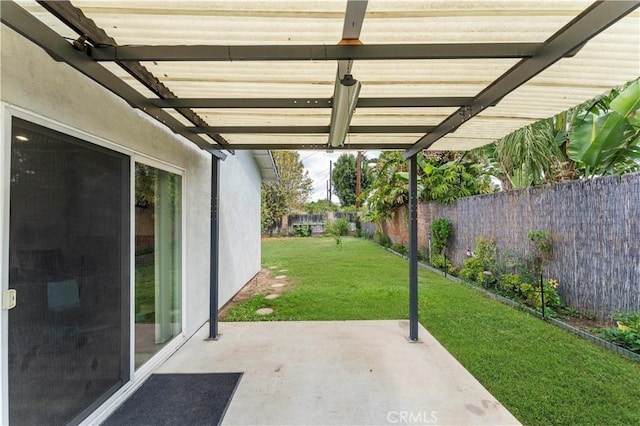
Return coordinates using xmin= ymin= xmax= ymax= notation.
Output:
xmin=305 ymin=199 xmax=338 ymax=214
xmin=362 ymin=151 xmax=496 ymax=226
xmin=332 ymin=153 xmax=373 ymax=207
xmin=261 ymin=184 xmax=286 ymax=234
xmin=495 ymin=119 xmax=565 ymax=189
xmin=360 ymin=151 xmax=409 ymax=226
xmin=272 ymin=151 xmax=313 ymax=212
xmin=261 ymin=150 xmax=313 ymax=233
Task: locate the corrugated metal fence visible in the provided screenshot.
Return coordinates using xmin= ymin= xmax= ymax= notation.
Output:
xmin=378 ymin=173 xmax=640 ymax=319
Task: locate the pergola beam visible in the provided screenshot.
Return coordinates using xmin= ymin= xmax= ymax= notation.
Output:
xmin=404 ymin=0 xmax=640 ymax=159
xmin=0 ymin=1 xmax=226 ymax=159
xmin=88 ymin=42 xmax=544 ymax=62
xmin=189 ymin=125 xmax=436 ymax=134
xmin=35 ymin=0 xmax=232 ymax=154
xmin=149 ymin=97 xmax=476 ymax=109
xmin=219 ymin=144 xmax=414 ymax=150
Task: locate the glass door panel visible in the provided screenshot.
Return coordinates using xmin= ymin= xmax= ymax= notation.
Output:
xmin=8 ymin=118 xmax=130 ymax=425
xmin=134 ymin=164 xmax=182 ymax=369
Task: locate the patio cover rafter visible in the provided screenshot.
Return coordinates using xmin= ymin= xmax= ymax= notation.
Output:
xmin=89 ymin=43 xmax=545 ymax=62
xmin=34 ymin=0 xmax=234 ymax=155
xmin=149 ymin=97 xmax=477 ymax=109
xmin=221 ymin=144 xmax=414 ymax=151
xmin=0 ymin=0 xmax=227 ymax=158
xmin=189 ymin=125 xmax=436 ymax=134
xmin=404 ymin=0 xmax=640 ymax=158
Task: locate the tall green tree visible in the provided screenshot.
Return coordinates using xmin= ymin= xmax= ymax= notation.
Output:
xmin=332 ymin=153 xmax=373 ymax=206
xmin=261 ymin=150 xmax=313 ymax=232
xmin=495 ymin=119 xmax=565 ymax=189
xmin=305 ymin=199 xmax=338 ymax=214
xmin=360 ymin=151 xmax=408 ymax=226
xmin=362 ymin=151 xmax=495 ymax=225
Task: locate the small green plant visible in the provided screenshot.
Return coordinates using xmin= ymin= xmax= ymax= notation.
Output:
xmin=374 ymin=230 xmax=392 ymax=248
xmin=431 ymin=218 xmax=452 ymax=255
xmin=528 ymin=230 xmax=553 ymax=276
xmin=430 ymin=253 xmax=457 ymax=276
xmin=325 ymin=218 xmax=350 ymax=245
xmin=355 ymin=215 xmax=362 ymax=237
xmin=612 ymin=312 xmax=640 ymax=332
xmin=391 ymin=243 xmax=408 ymax=256
xmin=600 ymin=328 xmax=640 ymax=353
xmin=417 ymin=246 xmax=430 ymax=262
xmin=497 ymin=273 xmax=524 ymax=298
xmin=460 ymin=237 xmax=498 ymax=288
xmin=294 ymin=223 xmax=312 ymax=237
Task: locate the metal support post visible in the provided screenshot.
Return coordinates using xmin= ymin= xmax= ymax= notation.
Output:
xmin=208 ymin=155 xmax=220 ymax=339
xmin=408 ymin=155 xmax=419 ymax=342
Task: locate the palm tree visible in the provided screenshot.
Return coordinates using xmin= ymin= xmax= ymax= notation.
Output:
xmin=495 ymin=119 xmax=565 ymax=189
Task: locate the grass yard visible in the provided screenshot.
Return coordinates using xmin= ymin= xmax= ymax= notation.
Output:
xmin=224 ymin=237 xmax=640 ymax=426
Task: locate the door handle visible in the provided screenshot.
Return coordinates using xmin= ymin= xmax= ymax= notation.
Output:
xmin=2 ymin=289 xmax=17 ymax=310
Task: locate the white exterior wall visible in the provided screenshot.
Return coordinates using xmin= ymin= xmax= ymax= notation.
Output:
xmin=0 ymin=26 xmax=262 ymax=422
xmin=219 ymin=151 xmax=262 ymax=307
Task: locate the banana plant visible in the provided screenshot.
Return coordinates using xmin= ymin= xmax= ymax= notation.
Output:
xmin=567 ymin=79 xmax=640 ymax=177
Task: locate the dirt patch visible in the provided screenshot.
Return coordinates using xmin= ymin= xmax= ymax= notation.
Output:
xmin=557 ymin=314 xmax=611 ymax=332
xmin=219 ymin=268 xmax=291 ymax=318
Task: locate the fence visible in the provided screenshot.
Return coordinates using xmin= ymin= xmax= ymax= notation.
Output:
xmin=378 ymin=173 xmax=640 ymax=319
xmin=268 ymin=212 xmax=359 ymax=235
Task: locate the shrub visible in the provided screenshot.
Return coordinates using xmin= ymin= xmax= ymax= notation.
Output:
xmin=391 ymin=243 xmax=408 ymax=256
xmin=325 ymin=218 xmax=350 ymax=245
xmin=527 ymin=230 xmax=553 ymax=276
xmin=355 ymin=215 xmax=362 ymax=237
xmin=417 ymin=246 xmax=430 ymax=262
xmin=431 ymin=218 xmax=452 ymax=255
xmin=374 ymin=230 xmax=392 ymax=248
xmin=600 ymin=328 xmax=640 ymax=353
xmin=497 ymin=273 xmax=523 ymax=298
xmin=294 ymin=223 xmax=312 ymax=237
xmin=613 ymin=312 xmax=640 ymax=333
xmin=517 ymin=278 xmax=562 ymax=311
xmin=431 ymin=253 xmax=457 ymax=276
xmin=598 ymin=312 xmax=640 ymax=353
xmin=460 ymin=257 xmax=485 ymax=284
xmin=460 ymin=237 xmax=498 ymax=288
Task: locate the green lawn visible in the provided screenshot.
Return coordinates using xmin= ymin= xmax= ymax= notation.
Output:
xmin=224 ymin=237 xmax=640 ymax=426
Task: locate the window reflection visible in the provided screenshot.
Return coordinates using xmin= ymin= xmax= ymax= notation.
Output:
xmin=134 ymin=164 xmax=182 ymax=368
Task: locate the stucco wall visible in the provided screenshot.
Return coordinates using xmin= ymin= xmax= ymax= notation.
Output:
xmin=219 ymin=151 xmax=262 ymax=306
xmin=0 ymin=27 xmax=260 ymax=336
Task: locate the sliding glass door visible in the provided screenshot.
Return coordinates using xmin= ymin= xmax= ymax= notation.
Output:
xmin=8 ymin=118 xmax=130 ymax=424
xmin=134 ymin=163 xmax=182 ymax=369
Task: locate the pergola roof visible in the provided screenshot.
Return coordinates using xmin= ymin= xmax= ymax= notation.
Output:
xmin=4 ymin=1 xmax=639 ymax=159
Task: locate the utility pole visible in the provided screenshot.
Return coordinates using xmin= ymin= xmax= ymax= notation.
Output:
xmin=355 ymin=151 xmax=362 ymax=209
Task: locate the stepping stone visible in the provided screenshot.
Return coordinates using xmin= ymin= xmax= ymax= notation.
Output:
xmin=255 ymin=308 xmax=273 ymax=316
xmin=271 ymin=283 xmax=285 ymax=289
xmin=278 ymin=269 xmax=288 ymax=272
xmin=265 ymin=294 xmax=280 ymax=300
xmin=275 ymin=275 xmax=286 ymax=279
xmin=268 ymin=266 xmax=278 ymax=270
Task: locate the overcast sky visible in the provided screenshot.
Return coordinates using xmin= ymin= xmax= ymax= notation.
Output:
xmin=300 ymin=150 xmax=379 ymax=202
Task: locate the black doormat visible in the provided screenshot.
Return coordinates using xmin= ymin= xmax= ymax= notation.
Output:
xmin=103 ymin=373 xmax=242 ymax=426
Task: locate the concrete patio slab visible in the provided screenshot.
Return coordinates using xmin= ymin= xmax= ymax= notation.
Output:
xmin=157 ymin=321 xmax=520 ymax=426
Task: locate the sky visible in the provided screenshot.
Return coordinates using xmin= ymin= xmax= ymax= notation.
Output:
xmin=300 ymin=150 xmax=379 ymax=202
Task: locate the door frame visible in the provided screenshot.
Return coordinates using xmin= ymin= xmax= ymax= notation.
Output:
xmin=0 ymin=105 xmax=188 ymax=425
